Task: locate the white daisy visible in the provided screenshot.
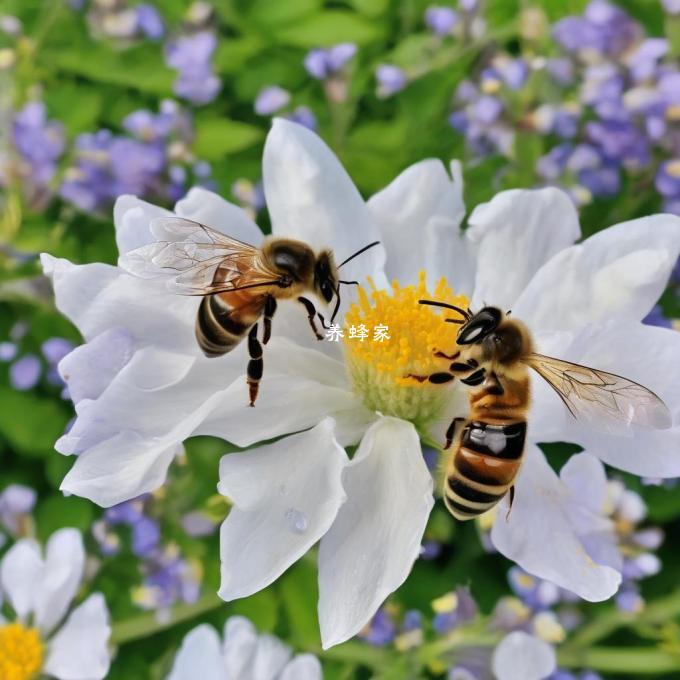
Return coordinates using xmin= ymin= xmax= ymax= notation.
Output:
xmin=167 ymin=616 xmax=322 ymax=680
xmin=0 ymin=528 xmax=111 ymax=680
xmin=42 ymin=119 xmax=680 ymax=649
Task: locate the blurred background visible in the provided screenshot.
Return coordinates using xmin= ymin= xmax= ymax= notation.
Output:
xmin=1 ymin=0 xmax=680 ymax=678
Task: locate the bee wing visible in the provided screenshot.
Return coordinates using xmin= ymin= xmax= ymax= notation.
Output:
xmin=120 ymin=217 xmax=282 ymax=295
xmin=525 ymin=353 xmax=672 ymax=434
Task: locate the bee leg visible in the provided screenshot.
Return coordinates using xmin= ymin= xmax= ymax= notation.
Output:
xmin=444 ymin=417 xmax=465 ymax=450
xmin=505 ymin=485 xmax=516 ymax=522
xmin=404 ymin=372 xmax=455 ymax=385
xmin=298 ymin=296 xmax=324 ymax=340
xmin=262 ymin=296 xmax=277 ymax=345
xmin=247 ymin=323 xmax=264 ymax=406
xmin=433 ymin=350 xmax=460 ymax=361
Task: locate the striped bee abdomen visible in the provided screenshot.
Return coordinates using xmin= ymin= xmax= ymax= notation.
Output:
xmin=196 ymin=295 xmax=252 ymax=358
xmin=444 ymin=421 xmax=527 ymax=520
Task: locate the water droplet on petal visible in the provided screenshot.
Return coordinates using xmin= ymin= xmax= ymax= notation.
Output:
xmin=284 ymin=507 xmax=308 ymax=534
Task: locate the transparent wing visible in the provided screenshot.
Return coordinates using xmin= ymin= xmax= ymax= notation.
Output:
xmin=120 ymin=217 xmax=282 ymax=295
xmin=525 ymin=353 xmax=672 ymax=434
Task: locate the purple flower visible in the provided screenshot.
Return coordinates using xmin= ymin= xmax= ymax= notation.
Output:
xmin=132 ymin=516 xmax=161 ymax=557
xmin=628 ymin=38 xmax=668 ymax=82
xmin=643 ymin=305 xmax=672 ymax=329
xmin=425 ymin=6 xmax=458 ymax=35
xmin=287 ymin=106 xmax=317 ymax=131
xmin=136 ymin=4 xmax=164 ymax=39
xmin=0 ymin=484 xmax=36 ymax=534
xmin=10 ymin=354 xmax=41 ymax=391
xmin=553 ymin=1 xmax=639 ymax=56
xmin=254 ymin=86 xmax=291 ymax=116
xmin=662 ymin=0 xmax=680 ymax=13
xmin=473 ymin=95 xmax=503 ymax=124
xmin=41 ymin=337 xmax=74 ymax=365
xmin=359 ymin=607 xmax=396 ymax=646
xmin=105 ymin=499 xmax=144 ymax=525
xmin=304 ymin=43 xmax=356 ymax=80
xmin=0 ymin=342 xmax=18 ymax=362
xmin=165 ymin=31 xmax=221 ymax=104
xmin=376 ymin=64 xmax=407 ymax=98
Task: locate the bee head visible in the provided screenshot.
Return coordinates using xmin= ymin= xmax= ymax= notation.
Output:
xmin=314 ymin=251 xmax=337 ymax=304
xmin=456 ymin=307 xmax=502 ymax=345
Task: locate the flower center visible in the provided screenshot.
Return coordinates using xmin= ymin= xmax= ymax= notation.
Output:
xmin=0 ymin=623 xmax=44 ymax=680
xmin=343 ymin=272 xmax=469 ymax=430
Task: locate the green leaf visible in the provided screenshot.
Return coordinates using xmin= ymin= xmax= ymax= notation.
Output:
xmin=280 ymin=559 xmax=320 ymax=648
xmin=0 ymin=387 xmax=68 ymax=458
xmin=193 ymin=117 xmax=265 ymax=159
xmin=42 ymin=40 xmax=174 ymax=95
xmin=247 ymin=0 xmax=322 ymax=27
xmin=35 ymin=494 xmax=95 ymax=541
xmin=214 ymin=35 xmax=266 ymax=74
xmin=229 ymin=587 xmax=279 ymax=631
xmin=274 ymin=11 xmax=385 ymax=48
xmin=44 ymin=81 xmax=102 ymax=137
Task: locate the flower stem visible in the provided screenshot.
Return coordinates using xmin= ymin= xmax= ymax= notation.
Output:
xmin=557 ymin=646 xmax=680 ymax=674
xmin=569 ymin=589 xmax=680 ymax=647
xmin=110 ymin=592 xmax=224 ymax=646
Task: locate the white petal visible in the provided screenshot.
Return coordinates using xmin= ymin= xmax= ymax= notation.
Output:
xmin=218 ymin=419 xmax=348 ymax=600
xmin=223 ymin=616 xmax=258 ymax=676
xmin=514 ymin=214 xmax=680 ymax=331
xmin=175 ymin=186 xmax=264 ymax=245
xmin=468 ymin=188 xmax=580 ymax=310
xmin=367 ymin=159 xmax=465 ymax=284
xmin=41 ymin=255 xmax=198 ymax=354
xmin=35 ymin=528 xmax=85 ymax=634
xmin=560 ymin=454 xmax=621 ymax=571
xmin=491 ymin=445 xmax=621 ymax=602
xmin=492 ymin=632 xmax=556 ymax=680
xmin=279 ymin=655 xmax=323 ymax=680
xmin=250 ymin=634 xmax=291 ymax=680
xmin=317 ymin=417 xmax=433 ymax=648
xmin=57 ymin=347 xmax=198 ymax=455
xmin=44 ymin=593 xmax=111 ymax=680
xmin=263 ymin=119 xmax=386 ymax=288
xmin=198 ymin=339 xmax=374 ymax=448
xmin=0 ymin=538 xmax=42 ymax=618
xmin=58 ymin=328 xmax=135 ymax=405
xmin=167 ymin=624 xmax=225 ymax=680
xmin=113 ymin=194 xmax=172 ymax=256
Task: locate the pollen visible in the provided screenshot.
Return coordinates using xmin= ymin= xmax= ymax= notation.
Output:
xmin=0 ymin=623 xmax=44 ymax=680
xmin=343 ymin=272 xmax=469 ymax=429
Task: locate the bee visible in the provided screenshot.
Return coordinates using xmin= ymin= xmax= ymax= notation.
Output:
xmin=407 ymin=302 xmax=672 ymax=520
xmin=122 ymin=217 xmax=379 ymax=406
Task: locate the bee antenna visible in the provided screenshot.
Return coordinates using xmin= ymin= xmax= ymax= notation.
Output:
xmin=339 ymin=279 xmax=360 ymax=285
xmin=506 ymin=309 xmax=512 ymax=316
xmin=338 ymin=241 xmax=380 ymax=268
xmin=418 ymin=299 xmax=471 ymax=320
xmin=445 ymin=318 xmax=465 ymax=324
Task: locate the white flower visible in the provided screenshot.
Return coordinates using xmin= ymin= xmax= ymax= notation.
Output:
xmin=42 ymin=119 xmax=680 ymax=649
xmin=167 ymin=616 xmax=322 ymax=680
xmin=0 ymin=528 xmax=111 ymax=680
xmin=491 ymin=631 xmax=556 ymax=680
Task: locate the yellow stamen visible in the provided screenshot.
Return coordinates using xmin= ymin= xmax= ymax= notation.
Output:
xmin=0 ymin=623 xmax=44 ymax=680
xmin=343 ymin=271 xmax=470 ymax=428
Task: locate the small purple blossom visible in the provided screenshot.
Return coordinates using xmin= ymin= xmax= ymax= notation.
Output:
xmin=304 ymin=43 xmax=357 ymax=80
xmin=376 ymin=64 xmax=407 ymax=98
xmin=136 ymin=4 xmax=164 ymax=39
xmin=10 ymin=354 xmax=41 ymax=391
xmin=41 ymin=337 xmax=74 ymax=365
xmin=0 ymin=484 xmax=36 ymax=535
xmin=359 ymin=607 xmax=396 ymax=646
xmin=165 ymin=31 xmax=221 ymax=105
xmin=287 ymin=106 xmax=317 ymax=131
xmin=0 ymin=342 xmax=18 ymax=362
xmin=254 ymin=86 xmax=291 ymax=116
xmin=425 ymin=6 xmax=458 ymax=36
